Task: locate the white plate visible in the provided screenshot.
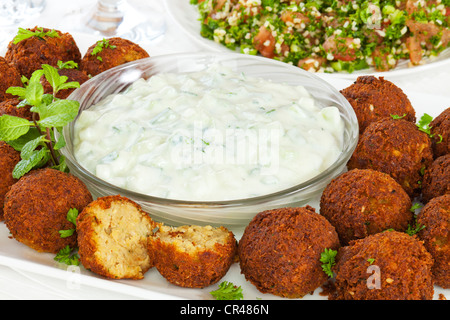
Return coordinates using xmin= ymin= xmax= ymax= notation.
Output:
xmin=0 ymin=66 xmax=448 ymax=299
xmin=165 ymin=0 xmax=450 ymax=80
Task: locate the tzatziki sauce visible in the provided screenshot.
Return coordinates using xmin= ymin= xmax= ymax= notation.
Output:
xmin=73 ymin=65 xmax=344 ymax=201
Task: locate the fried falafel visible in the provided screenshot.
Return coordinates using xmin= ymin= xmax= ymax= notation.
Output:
xmin=0 ymin=141 xmax=20 ymax=220
xmin=77 ymin=195 xmax=157 ymax=280
xmin=5 ymin=27 xmax=81 ymax=78
xmin=429 ymin=107 xmax=450 ymax=159
xmin=421 ymin=154 xmax=450 ymax=203
xmin=417 ymin=194 xmax=450 ymax=289
xmin=331 ymin=230 xmax=434 ymax=300
xmin=0 ymin=56 xmax=23 ymax=102
xmin=340 ymin=76 xmax=416 ymax=134
xmin=347 ymin=118 xmax=434 ymax=198
xmin=238 ymin=206 xmax=340 ymax=298
xmin=0 ymin=98 xmax=33 ymax=121
xmin=79 ymin=37 xmax=149 ymax=78
xmin=3 ymin=168 xmax=93 ymax=253
xmin=148 ymin=224 xmax=237 ymax=288
xmin=320 ymin=168 xmax=413 ymax=246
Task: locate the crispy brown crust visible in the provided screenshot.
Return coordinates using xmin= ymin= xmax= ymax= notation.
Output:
xmin=148 ymin=225 xmax=237 ymax=288
xmin=320 ymin=169 xmax=413 ymax=246
xmin=340 ymin=76 xmax=416 ymax=134
xmin=417 ymin=194 xmax=450 ymax=289
xmin=0 ymin=57 xmax=23 ymax=103
xmin=0 ymin=98 xmax=34 ymax=121
xmin=77 ymin=195 xmax=157 ymax=280
xmin=79 ymin=37 xmax=149 ymax=78
xmin=430 ymin=107 xmax=450 ymax=159
xmin=331 ymin=231 xmax=434 ymax=300
xmin=238 ymin=206 xmax=340 ymax=298
xmin=5 ymin=27 xmax=81 ymax=78
xmin=0 ymin=141 xmax=20 ymax=220
xmin=347 ymin=118 xmax=433 ymax=197
xmin=3 ymin=168 xmax=93 ymax=253
xmin=421 ymin=154 xmax=450 ymax=203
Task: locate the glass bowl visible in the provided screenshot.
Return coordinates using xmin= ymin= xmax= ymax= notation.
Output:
xmin=61 ymin=52 xmax=359 ymax=227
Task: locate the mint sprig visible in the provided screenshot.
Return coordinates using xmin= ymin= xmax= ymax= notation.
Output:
xmin=1 ymin=64 xmax=80 ymax=178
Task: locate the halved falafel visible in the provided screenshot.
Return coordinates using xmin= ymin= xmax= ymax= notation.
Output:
xmin=148 ymin=224 xmax=237 ymax=288
xmin=340 ymin=76 xmax=415 ymax=134
xmin=77 ymin=195 xmax=157 ymax=280
xmin=331 ymin=230 xmax=434 ymax=300
xmin=320 ymin=168 xmax=413 ymax=245
xmin=238 ymin=206 xmax=340 ymax=298
xmin=347 ymin=118 xmax=434 ymax=198
xmin=417 ymin=194 xmax=450 ymax=289
xmin=3 ymin=168 xmax=93 ymax=253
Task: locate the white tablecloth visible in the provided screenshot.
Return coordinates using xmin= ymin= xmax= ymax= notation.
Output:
xmin=0 ymin=0 xmax=449 ymax=300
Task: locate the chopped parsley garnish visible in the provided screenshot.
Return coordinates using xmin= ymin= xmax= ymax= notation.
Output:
xmin=13 ymin=27 xmax=59 ymax=44
xmin=91 ymin=38 xmax=117 ymax=61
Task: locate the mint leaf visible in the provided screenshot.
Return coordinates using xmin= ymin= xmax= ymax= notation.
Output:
xmin=12 ymin=148 xmax=48 ymax=179
xmin=20 ymin=135 xmax=43 ymax=160
xmin=0 ymin=115 xmax=31 ymax=141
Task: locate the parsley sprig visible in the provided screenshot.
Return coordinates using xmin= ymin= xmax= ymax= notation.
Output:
xmin=320 ymin=248 xmax=338 ymax=278
xmin=0 ymin=64 xmax=80 ymax=178
xmin=13 ymin=27 xmax=60 ymax=44
xmin=416 ymin=113 xmax=442 ymax=143
xmin=55 ymin=208 xmax=80 ymax=266
xmin=210 ymin=281 xmax=244 ymax=300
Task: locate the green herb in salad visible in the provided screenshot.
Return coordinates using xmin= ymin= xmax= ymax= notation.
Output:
xmin=191 ymin=0 xmax=450 ymax=73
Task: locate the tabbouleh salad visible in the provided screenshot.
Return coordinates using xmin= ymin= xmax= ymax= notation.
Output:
xmin=190 ymin=0 xmax=450 ymax=73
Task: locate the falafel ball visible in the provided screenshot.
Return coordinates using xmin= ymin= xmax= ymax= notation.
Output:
xmin=0 ymin=56 xmax=23 ymax=102
xmin=0 ymin=141 xmax=20 ymax=220
xmin=3 ymin=168 xmax=93 ymax=253
xmin=41 ymin=67 xmax=89 ymax=99
xmin=331 ymin=231 xmax=434 ymax=300
xmin=417 ymin=194 xmax=450 ymax=289
xmin=340 ymin=76 xmax=416 ymax=134
xmin=77 ymin=195 xmax=157 ymax=280
xmin=0 ymin=98 xmax=33 ymax=121
xmin=347 ymin=118 xmax=434 ymax=198
xmin=5 ymin=27 xmax=81 ymax=78
xmin=429 ymin=107 xmax=450 ymax=159
xmin=79 ymin=37 xmax=149 ymax=78
xmin=320 ymin=169 xmax=413 ymax=246
xmin=421 ymin=154 xmax=450 ymax=203
xmin=238 ymin=206 xmax=340 ymax=298
xmin=148 ymin=224 xmax=237 ymax=288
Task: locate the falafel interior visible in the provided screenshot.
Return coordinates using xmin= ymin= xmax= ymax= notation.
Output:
xmin=148 ymin=224 xmax=237 ymax=288
xmin=76 ymin=195 xmax=157 ymax=280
